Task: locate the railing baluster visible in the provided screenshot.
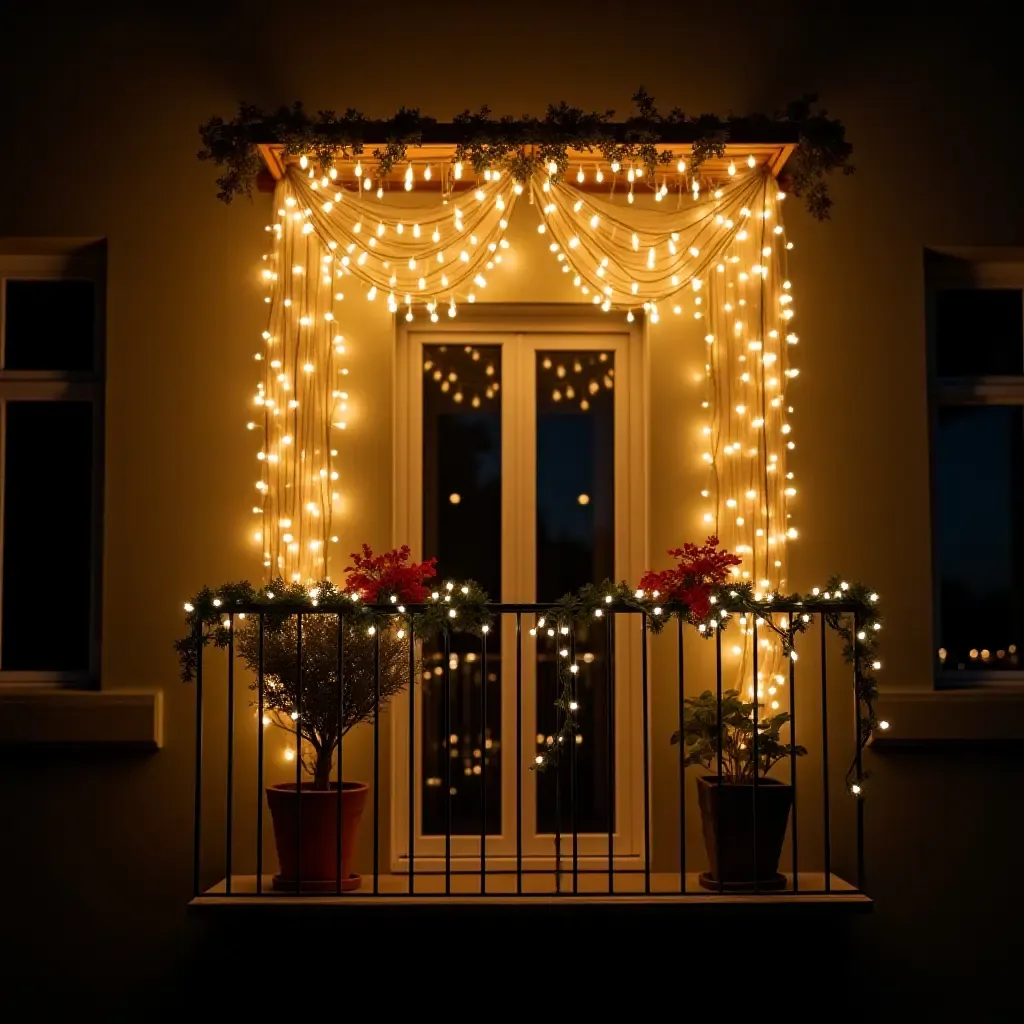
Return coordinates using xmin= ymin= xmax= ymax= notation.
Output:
xmin=790 ymin=633 xmax=799 ymax=893
xmin=193 ymin=623 xmax=203 ymax=899
xmin=408 ymin=621 xmax=415 ymax=895
xmin=256 ymin=616 xmax=265 ymax=895
xmin=295 ymin=613 xmax=303 ymax=894
xmin=641 ymin=614 xmax=650 ymax=895
xmin=226 ymin=614 xmax=234 ymax=895
xmin=373 ymin=627 xmax=380 ymax=895
xmin=752 ymin=618 xmax=760 ymax=894
xmin=606 ymin=611 xmax=615 ymax=895
xmin=677 ymin=617 xmax=685 ymax=894
xmin=554 ymin=651 xmax=561 ymax=895
xmin=342 ymin=610 xmax=350 ymax=892
xmin=444 ymin=627 xmax=451 ymax=895
xmin=480 ymin=626 xmax=488 ymax=895
xmin=570 ymin=623 xmax=578 ymax=895
xmin=821 ymin=615 xmax=831 ymax=893
xmin=853 ymin=609 xmax=865 ymax=891
xmin=515 ymin=613 xmax=522 ymax=895
xmin=715 ymin=627 xmax=723 ymax=894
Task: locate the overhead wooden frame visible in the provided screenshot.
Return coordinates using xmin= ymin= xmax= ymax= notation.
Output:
xmin=257 ymin=139 xmax=795 ymax=194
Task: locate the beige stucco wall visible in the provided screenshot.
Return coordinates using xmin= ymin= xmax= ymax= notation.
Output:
xmin=2 ymin=1 xmax=1023 ymax=1012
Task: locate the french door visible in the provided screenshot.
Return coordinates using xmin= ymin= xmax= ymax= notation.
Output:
xmin=392 ymin=311 xmax=646 ymax=869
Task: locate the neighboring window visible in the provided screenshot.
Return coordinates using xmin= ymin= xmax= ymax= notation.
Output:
xmin=928 ymin=252 xmax=1024 ymax=678
xmin=0 ymin=245 xmax=104 ymax=681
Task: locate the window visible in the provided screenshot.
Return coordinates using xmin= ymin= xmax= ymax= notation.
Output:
xmin=393 ymin=312 xmax=646 ymax=868
xmin=928 ymin=251 xmax=1024 ymax=679
xmin=0 ymin=244 xmax=105 ymax=682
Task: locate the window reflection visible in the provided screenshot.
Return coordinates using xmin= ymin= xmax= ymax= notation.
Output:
xmin=2 ymin=402 xmax=93 ymax=670
xmin=535 ymin=351 xmax=615 ymax=834
xmin=936 ymin=405 xmax=1024 ymax=672
xmin=421 ymin=344 xmax=502 ymax=834
xmin=935 ymin=288 xmax=1024 ymax=377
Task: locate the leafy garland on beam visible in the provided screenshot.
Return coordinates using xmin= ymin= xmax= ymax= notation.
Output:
xmin=198 ymin=90 xmax=853 ymax=219
xmin=176 ymin=574 xmax=879 ymax=794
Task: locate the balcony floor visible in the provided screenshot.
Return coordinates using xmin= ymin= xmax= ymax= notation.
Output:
xmin=191 ymin=871 xmax=870 ymax=914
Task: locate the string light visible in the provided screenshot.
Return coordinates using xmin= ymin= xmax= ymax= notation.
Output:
xmin=255 ymin=152 xmax=792 ymax=590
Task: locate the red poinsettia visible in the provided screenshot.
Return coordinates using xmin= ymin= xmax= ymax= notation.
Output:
xmin=345 ymin=544 xmax=438 ymax=603
xmin=638 ymin=537 xmax=742 ymax=620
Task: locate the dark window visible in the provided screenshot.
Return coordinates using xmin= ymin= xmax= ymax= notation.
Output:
xmin=1 ymin=401 xmax=93 ymax=671
xmin=3 ymin=279 xmax=96 ymax=372
xmin=535 ymin=350 xmax=615 ymax=835
xmin=935 ymin=405 xmax=1024 ymax=671
xmin=421 ymin=344 xmax=502 ymax=835
xmin=930 ymin=263 xmax=1024 ymax=678
xmin=935 ymin=288 xmax=1023 ymax=377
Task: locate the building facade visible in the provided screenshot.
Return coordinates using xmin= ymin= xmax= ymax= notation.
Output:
xmin=1 ymin=1 xmax=1022 ymax=1013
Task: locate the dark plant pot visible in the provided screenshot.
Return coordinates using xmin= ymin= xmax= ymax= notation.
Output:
xmin=696 ymin=775 xmax=793 ymax=892
xmin=266 ymin=781 xmax=368 ymax=892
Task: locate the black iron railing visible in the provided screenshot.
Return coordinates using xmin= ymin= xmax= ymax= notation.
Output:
xmin=189 ymin=601 xmax=866 ymax=900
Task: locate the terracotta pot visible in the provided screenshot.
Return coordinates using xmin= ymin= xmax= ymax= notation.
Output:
xmin=266 ymin=781 xmax=368 ymax=892
xmin=696 ymin=775 xmax=793 ymax=891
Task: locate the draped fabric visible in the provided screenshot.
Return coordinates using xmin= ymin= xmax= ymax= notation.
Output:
xmin=255 ymin=161 xmax=796 ymax=697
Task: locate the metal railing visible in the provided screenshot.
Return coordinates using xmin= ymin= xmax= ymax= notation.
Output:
xmin=189 ymin=600 xmax=866 ymax=900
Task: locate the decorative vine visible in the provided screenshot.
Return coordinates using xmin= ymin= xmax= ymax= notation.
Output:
xmin=198 ymin=90 xmax=853 ymax=219
xmin=178 ymin=573 xmax=880 ymax=795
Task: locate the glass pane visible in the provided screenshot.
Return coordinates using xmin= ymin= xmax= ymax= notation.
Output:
xmin=936 ymin=405 xmax=1024 ymax=672
xmin=935 ymin=288 xmax=1023 ymax=377
xmin=421 ymin=344 xmax=502 ymax=834
xmin=535 ymin=350 xmax=615 ymax=834
xmin=2 ymin=401 xmax=94 ymax=671
xmin=3 ymin=280 xmax=96 ymax=371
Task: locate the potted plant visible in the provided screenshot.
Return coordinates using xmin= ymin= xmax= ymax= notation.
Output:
xmin=238 ymin=610 xmax=409 ymax=891
xmin=240 ymin=544 xmax=436 ymax=891
xmin=673 ymin=689 xmax=806 ymax=891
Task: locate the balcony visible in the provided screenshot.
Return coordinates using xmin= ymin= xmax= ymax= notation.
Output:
xmin=187 ymin=600 xmax=872 ymax=915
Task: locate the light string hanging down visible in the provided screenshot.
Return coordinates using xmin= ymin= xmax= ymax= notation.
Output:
xmin=253 ymin=177 xmax=351 ymax=585
xmin=532 ymin=166 xmax=797 ymax=695
xmin=236 ymin=148 xmax=883 ymax=789
xmin=252 ymin=157 xmax=795 ymax=627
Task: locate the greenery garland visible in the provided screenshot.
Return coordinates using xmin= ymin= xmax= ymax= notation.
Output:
xmin=174 ymin=575 xmax=493 ymax=683
xmin=198 ymin=90 xmax=853 ymax=219
xmin=177 ymin=572 xmax=879 ymax=795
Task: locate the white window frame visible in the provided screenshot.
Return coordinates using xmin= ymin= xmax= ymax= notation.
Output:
xmin=0 ymin=244 xmax=105 ymax=685
xmin=927 ymin=250 xmax=1024 ymax=685
xmin=391 ymin=306 xmax=648 ymax=872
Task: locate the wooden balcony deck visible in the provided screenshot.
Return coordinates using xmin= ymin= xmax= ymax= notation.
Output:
xmin=191 ymin=871 xmax=870 ymax=915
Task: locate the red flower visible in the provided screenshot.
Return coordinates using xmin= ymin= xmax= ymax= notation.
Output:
xmin=638 ymin=536 xmax=741 ymax=620
xmin=344 ymin=544 xmax=438 ymax=603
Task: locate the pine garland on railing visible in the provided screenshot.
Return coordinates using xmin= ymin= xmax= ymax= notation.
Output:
xmin=198 ymin=90 xmax=853 ymax=218
xmin=174 ymin=574 xmax=494 ymax=684
xmin=527 ymin=574 xmax=881 ymax=794
xmin=177 ymin=573 xmax=881 ymax=796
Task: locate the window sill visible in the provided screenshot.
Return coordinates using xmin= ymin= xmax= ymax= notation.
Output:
xmin=871 ymin=687 xmax=1024 ymax=747
xmin=0 ymin=687 xmax=162 ymax=749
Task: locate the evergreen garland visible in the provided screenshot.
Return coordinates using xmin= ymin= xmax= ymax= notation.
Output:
xmin=198 ymin=90 xmax=853 ymax=219
xmin=178 ymin=572 xmax=880 ymax=794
